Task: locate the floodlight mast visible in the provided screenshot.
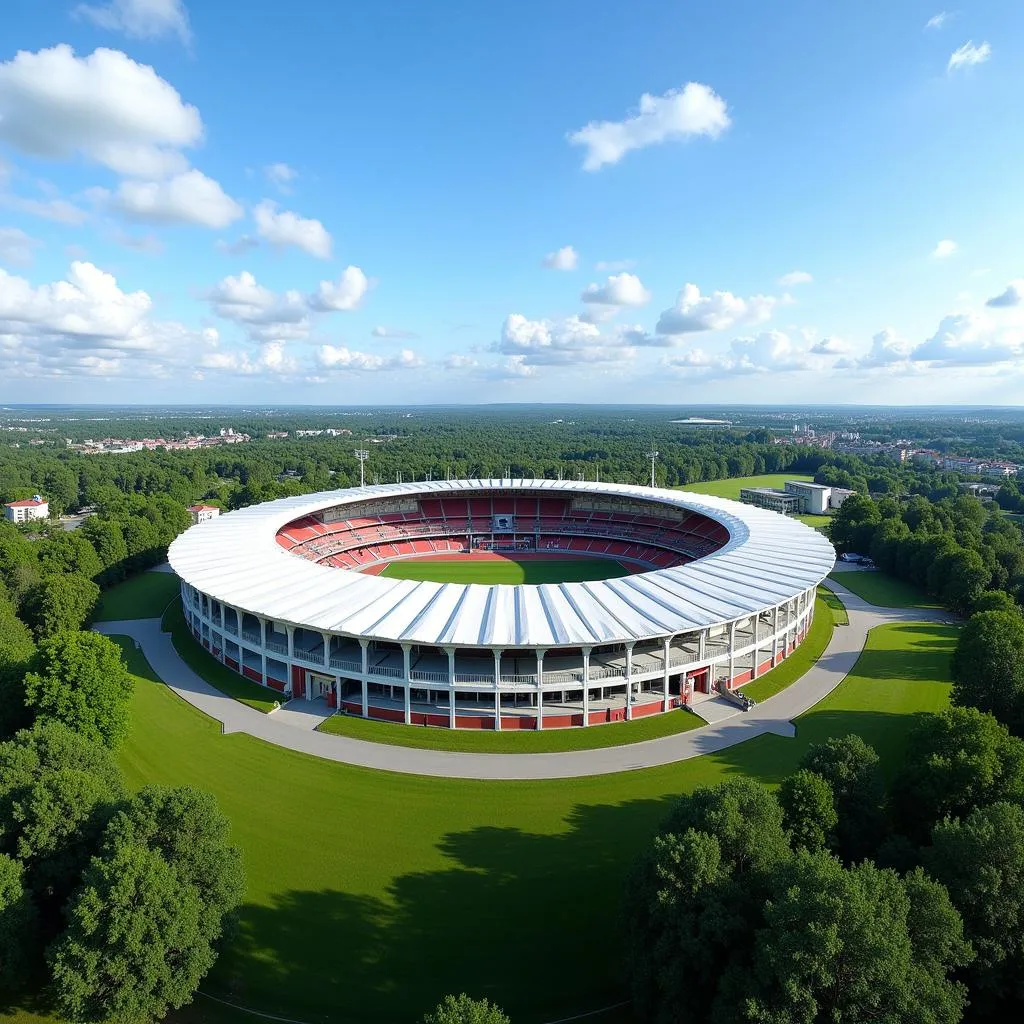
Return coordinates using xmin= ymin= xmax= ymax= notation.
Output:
xmin=354 ymin=448 xmax=370 ymax=488
xmin=646 ymin=449 xmax=660 ymax=489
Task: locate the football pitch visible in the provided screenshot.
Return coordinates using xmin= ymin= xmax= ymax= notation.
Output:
xmin=378 ymin=556 xmax=633 ymax=585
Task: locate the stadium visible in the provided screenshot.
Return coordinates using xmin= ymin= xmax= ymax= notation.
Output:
xmin=167 ymin=479 xmax=835 ymax=730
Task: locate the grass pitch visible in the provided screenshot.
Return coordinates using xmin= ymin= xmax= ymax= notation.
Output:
xmin=828 ymin=569 xmax=941 ymax=610
xmin=677 ymin=472 xmax=815 ymax=500
xmin=92 ymin=569 xmax=181 ymax=622
xmin=379 ymin=556 xmax=632 ymax=585
xmin=63 ymin=609 xmax=954 ymax=1024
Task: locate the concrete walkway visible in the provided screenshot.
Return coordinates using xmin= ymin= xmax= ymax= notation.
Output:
xmin=95 ymin=579 xmax=954 ymax=781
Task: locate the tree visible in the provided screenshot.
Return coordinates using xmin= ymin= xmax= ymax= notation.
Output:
xmin=0 ymin=852 xmax=39 ymax=997
xmin=100 ymin=785 xmax=245 ymax=931
xmin=79 ymin=517 xmax=128 ymax=583
xmin=890 ymin=706 xmax=1024 ymax=844
xmin=23 ymin=632 xmax=134 ymax=748
xmin=941 ymin=548 xmax=991 ymax=615
xmin=927 ymin=801 xmax=1024 ymax=1013
xmin=726 ymin=852 xmax=970 ymax=1024
xmin=829 ymin=494 xmax=880 ymax=553
xmin=973 ymin=590 xmax=1021 ymax=616
xmin=799 ymin=735 xmax=885 ymax=862
xmin=21 ymin=573 xmax=99 ymax=639
xmin=36 ymin=532 xmax=103 ymax=581
xmin=422 ymin=993 xmax=511 ymax=1024
xmin=951 ymin=610 xmax=1024 ymax=734
xmin=0 ymin=592 xmax=35 ymax=738
xmin=47 ymin=842 xmax=216 ymax=1024
xmin=778 ymin=769 xmax=837 ymax=852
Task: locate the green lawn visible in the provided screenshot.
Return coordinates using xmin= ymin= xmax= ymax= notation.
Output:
xmin=380 ymin=556 xmax=632 ymax=585
xmin=677 ymin=472 xmax=814 ymax=500
xmin=162 ymin=599 xmax=283 ymax=713
xmin=29 ymin=610 xmax=949 ymax=1024
xmin=818 ymin=585 xmax=849 ymax=626
xmin=92 ymin=570 xmax=182 ymax=622
xmin=828 ymin=570 xmax=942 ymax=610
xmin=794 ymin=512 xmax=833 ymax=530
xmin=319 ymin=701 xmax=705 ymax=751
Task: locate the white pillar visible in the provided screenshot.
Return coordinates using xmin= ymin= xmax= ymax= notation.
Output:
xmin=582 ymin=647 xmax=591 ymax=726
xmin=401 ymin=644 xmax=412 ymax=724
xmin=286 ymin=624 xmax=295 ymax=659
xmin=536 ymin=650 xmax=546 ymax=731
xmin=728 ymin=620 xmax=736 ymax=689
xmin=335 ymin=678 xmax=342 ymax=711
xmin=662 ymin=636 xmax=671 ymax=712
xmin=322 ymin=632 xmax=331 ymax=670
xmin=446 ymin=647 xmax=456 ymax=729
xmin=698 ymin=630 xmax=706 ymax=661
xmin=752 ymin=617 xmax=761 ymax=679
xmin=773 ymin=605 xmax=781 ymax=664
xmin=493 ymin=649 xmax=503 ymax=730
xmin=359 ymin=639 xmax=369 ymax=718
xmin=625 ymin=643 xmax=634 ymax=720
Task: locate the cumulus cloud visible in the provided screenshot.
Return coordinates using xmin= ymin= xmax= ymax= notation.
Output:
xmin=948 ymin=41 xmax=991 ymax=72
xmin=371 ymin=325 xmax=418 ymax=340
xmin=200 ymin=340 xmax=298 ymax=376
xmin=809 ymin=336 xmax=851 ymax=356
xmin=317 ymin=345 xmax=424 ymax=372
xmin=0 ymin=191 xmax=89 ymax=225
xmin=567 ymin=82 xmax=730 ymax=171
xmin=265 ymin=163 xmax=297 ymax=193
xmin=655 ymin=283 xmax=776 ymax=335
xmin=580 ymin=272 xmax=651 ymax=307
xmin=253 ymin=200 xmax=332 ymax=259
xmin=0 ymin=227 xmax=42 ymax=268
xmin=778 ymin=269 xmax=812 ymax=286
xmin=216 ymin=234 xmax=259 ymax=256
xmin=663 ymin=330 xmax=818 ymax=379
xmin=102 ymin=169 xmax=243 ymax=228
xmin=912 ymin=311 xmax=1024 ymax=366
xmin=207 ymin=272 xmax=309 ymax=339
xmin=542 ymin=245 xmax=578 ymax=271
xmin=925 ymin=12 xmax=950 ymax=30
xmin=931 ymin=239 xmax=958 ymax=259
xmin=482 ymin=356 xmax=537 ymax=380
xmin=986 ymin=280 xmax=1024 ymax=308
xmin=75 ymin=0 xmax=192 ymax=44
xmin=0 ymin=45 xmax=202 ymax=177
xmin=494 ymin=312 xmax=636 ymax=367
xmin=844 ymin=328 xmax=915 ymax=369
xmin=444 ymin=353 xmax=478 ymax=370
xmin=310 ymin=266 xmax=370 ymax=311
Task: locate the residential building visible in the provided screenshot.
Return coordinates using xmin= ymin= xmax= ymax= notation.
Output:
xmin=188 ymin=504 xmax=221 ymax=525
xmin=4 ymin=495 xmax=49 ymax=523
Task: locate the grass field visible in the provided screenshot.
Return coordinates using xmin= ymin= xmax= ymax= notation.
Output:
xmin=819 ymin=585 xmax=850 ymax=625
xmin=320 ymin=593 xmax=837 ymax=753
xmin=828 ymin=570 xmax=942 ymax=610
xmin=162 ymin=599 xmax=282 ymax=713
xmin=29 ymin=603 xmax=949 ymax=1024
xmin=379 ymin=556 xmax=633 ymax=585
xmin=677 ymin=472 xmax=815 ymax=500
xmin=92 ymin=569 xmax=182 ymax=622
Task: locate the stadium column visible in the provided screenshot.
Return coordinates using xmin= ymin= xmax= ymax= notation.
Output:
xmin=536 ymin=649 xmax=546 ymax=730
xmin=698 ymin=630 xmax=706 ymax=662
xmin=259 ymin=616 xmax=267 ymax=684
xmin=401 ymin=644 xmax=412 ymax=725
xmin=359 ymin=639 xmax=369 ymax=718
xmin=493 ymin=649 xmax=503 ymax=731
xmin=445 ymin=647 xmax=457 ymax=728
xmin=752 ymin=616 xmax=761 ymax=680
xmin=582 ymin=647 xmax=591 ymax=726
xmin=285 ymin=625 xmax=295 ymax=697
xmin=773 ymin=605 xmax=781 ymax=665
xmin=662 ymin=636 xmax=671 ymax=712
xmin=728 ymin=620 xmax=736 ymax=688
xmin=625 ymin=643 xmax=634 ymax=720
xmin=321 ymin=632 xmax=331 ymax=671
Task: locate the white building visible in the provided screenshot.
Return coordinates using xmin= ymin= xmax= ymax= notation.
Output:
xmin=784 ymin=481 xmax=833 ymax=515
xmin=188 ymin=504 xmax=221 ymax=525
xmin=4 ymin=495 xmax=49 ymax=523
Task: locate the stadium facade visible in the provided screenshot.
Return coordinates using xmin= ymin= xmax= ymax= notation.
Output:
xmin=168 ymin=479 xmax=835 ymax=730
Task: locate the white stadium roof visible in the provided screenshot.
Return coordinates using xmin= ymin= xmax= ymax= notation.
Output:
xmin=167 ymin=479 xmax=836 ymax=648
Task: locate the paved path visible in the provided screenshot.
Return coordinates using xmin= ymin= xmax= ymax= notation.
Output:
xmin=95 ymin=580 xmax=954 ymax=781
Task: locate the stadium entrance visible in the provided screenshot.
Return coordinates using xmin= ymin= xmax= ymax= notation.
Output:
xmin=306 ymin=672 xmax=334 ymax=700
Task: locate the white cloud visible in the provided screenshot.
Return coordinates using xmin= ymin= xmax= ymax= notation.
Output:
xmin=568 ymin=82 xmax=730 ymax=171
xmin=580 ymin=272 xmax=651 ymax=307
xmin=496 ymin=312 xmax=633 ymax=367
xmin=925 ymin=12 xmax=950 ymax=30
xmin=0 ymin=45 xmax=202 ymax=177
xmin=317 ymin=345 xmax=424 ymax=372
xmin=216 ymin=234 xmax=260 ymax=256
xmin=265 ymin=163 xmax=297 ymax=193
xmin=930 ymin=239 xmax=958 ymax=259
xmin=948 ymin=41 xmax=991 ymax=73
xmin=848 ymin=328 xmax=914 ymax=368
xmin=105 ymin=170 xmax=243 ymax=228
xmin=655 ymin=283 xmax=776 ymax=335
xmin=0 ymin=191 xmax=89 ymax=225
xmin=809 ymin=336 xmax=851 ymax=356
xmin=986 ymin=280 xmax=1024 ymax=308
xmin=483 ymin=355 xmax=537 ymax=380
xmin=0 ymin=227 xmax=42 ymax=268
xmin=310 ymin=266 xmax=370 ymax=311
xmin=75 ymin=0 xmax=192 ymax=44
xmin=444 ymin=353 xmax=478 ymax=370
xmin=665 ymin=330 xmax=817 ymax=378
xmin=200 ymin=340 xmax=298 ymax=377
xmin=253 ymin=200 xmax=332 ymax=259
xmin=207 ymin=271 xmax=309 ymax=338
xmin=912 ymin=310 xmax=1024 ymax=366
xmin=542 ymin=245 xmax=578 ymax=271
xmin=778 ymin=269 xmax=813 ymax=287
xmin=371 ymin=325 xmax=418 ymax=340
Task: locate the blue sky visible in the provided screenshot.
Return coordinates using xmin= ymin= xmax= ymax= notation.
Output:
xmin=1 ymin=0 xmax=1023 ymax=404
